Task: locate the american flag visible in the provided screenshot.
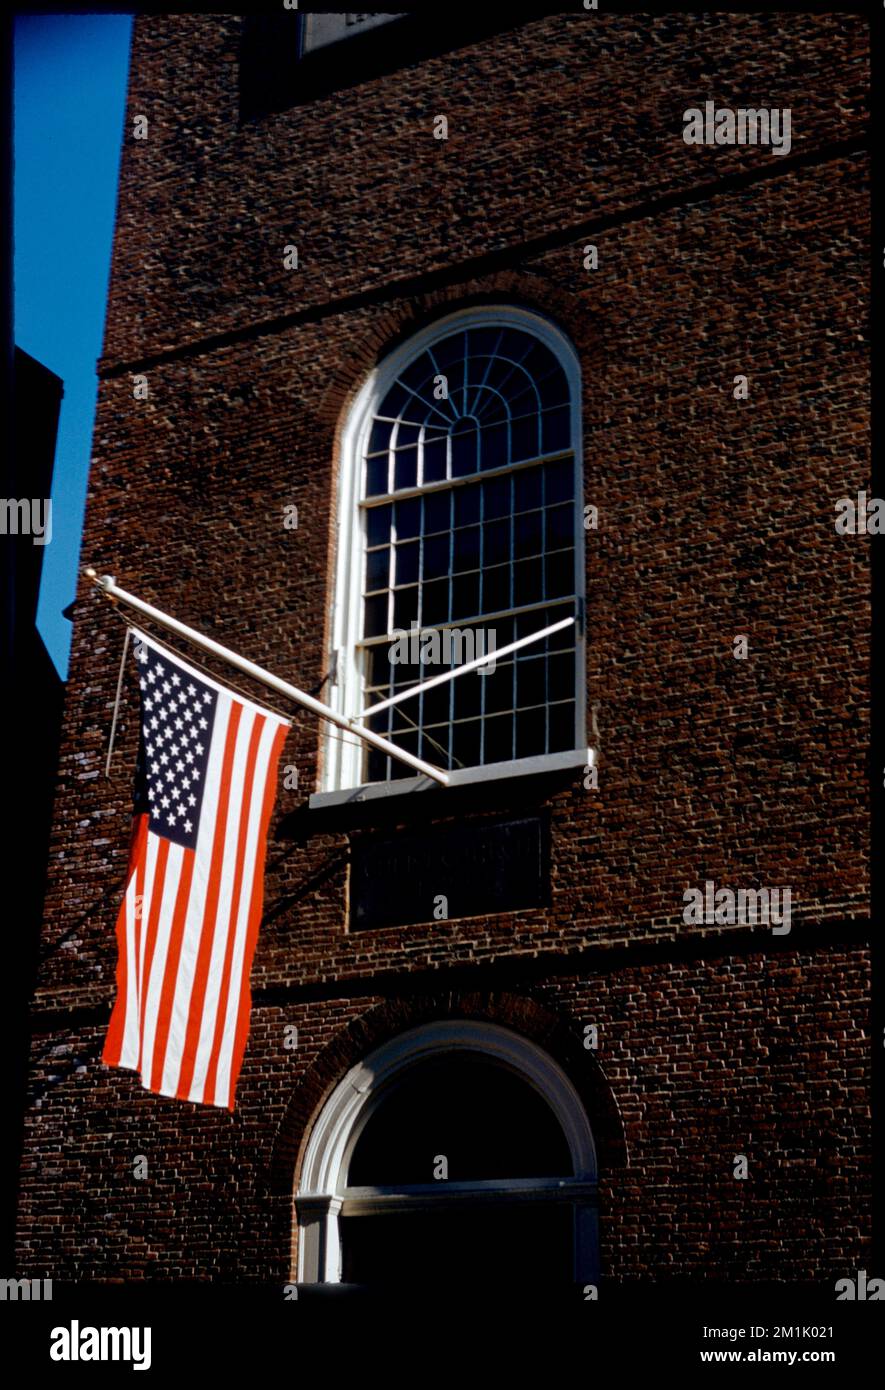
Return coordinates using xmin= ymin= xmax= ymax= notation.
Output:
xmin=102 ymin=628 xmax=291 ymax=1110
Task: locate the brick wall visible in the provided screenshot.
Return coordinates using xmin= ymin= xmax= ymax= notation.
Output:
xmin=17 ymin=944 xmax=870 ymax=1282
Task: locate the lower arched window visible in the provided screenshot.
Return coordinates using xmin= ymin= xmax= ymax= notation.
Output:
xmin=295 ymin=1021 xmax=599 ymax=1287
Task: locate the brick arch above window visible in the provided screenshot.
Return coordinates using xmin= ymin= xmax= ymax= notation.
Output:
xmin=315 ymin=280 xmax=600 ymax=431
xmin=267 ymin=990 xmax=629 ymax=1201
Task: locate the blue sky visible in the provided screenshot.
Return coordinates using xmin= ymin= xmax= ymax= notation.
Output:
xmin=14 ymin=13 xmax=133 ymax=678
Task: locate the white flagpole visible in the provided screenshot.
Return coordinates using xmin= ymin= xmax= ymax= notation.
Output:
xmin=355 ymin=616 xmax=576 ymax=720
xmin=85 ymin=570 xmax=450 ymax=786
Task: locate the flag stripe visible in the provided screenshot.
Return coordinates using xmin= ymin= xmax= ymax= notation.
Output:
xmin=190 ymin=701 xmax=256 ymax=1102
xmin=102 ymin=813 xmax=149 ymax=1068
xmin=175 ymin=698 xmax=243 ymax=1101
xmin=159 ymin=693 xmax=232 ymax=1098
xmin=136 ymin=836 xmax=170 ymax=1074
xmin=203 ymin=712 xmax=266 ymax=1107
xmin=139 ymin=842 xmax=184 ymax=1082
xmin=226 ymin=718 xmax=291 ymax=1110
xmin=148 ymin=848 xmax=196 ymax=1093
xmin=212 ymin=714 xmax=281 ymax=1108
xmin=131 ymin=829 xmax=160 ymax=1068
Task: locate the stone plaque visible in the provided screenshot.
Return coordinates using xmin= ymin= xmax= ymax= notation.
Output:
xmin=301 ymin=14 xmax=406 ymax=56
xmin=350 ymin=816 xmax=547 ymax=931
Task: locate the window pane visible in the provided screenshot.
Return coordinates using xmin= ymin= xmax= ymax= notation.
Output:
xmin=422 ymin=436 xmax=447 ymax=483
xmin=511 ymin=415 xmax=539 ymax=462
xmin=423 ymin=490 xmax=451 ymax=534
xmin=483 ymin=712 xmax=514 ymax=764
xmin=514 ymin=556 xmax=543 ymax=606
xmin=524 ymin=604 xmax=575 ymax=651
xmin=516 ymin=656 xmax=546 ymax=707
xmin=395 ymin=422 xmax=421 ymax=449
xmin=340 ymin=1205 xmax=575 ymax=1288
xmin=389 ymin=728 xmax=419 ymax=779
xmin=545 ymin=503 xmax=573 ymax=550
xmin=366 ymin=747 xmax=388 ymax=783
xmin=454 ymin=483 xmax=481 ymax=527
xmin=544 ymin=458 xmax=574 ymax=504
xmin=394 ymin=448 xmax=418 ymax=491
xmin=366 ymin=708 xmax=390 ymax=736
xmin=395 ymin=497 xmax=420 ymax=540
xmin=452 ymin=717 xmax=481 ymax=767
xmin=514 ymin=464 xmax=543 ymax=512
xmin=542 ymin=404 xmax=571 ymax=453
xmin=451 ymin=572 xmax=479 ymax=620
xmin=347 ymin=1056 xmax=573 ymax=1184
xmin=368 ymin=420 xmax=392 ymax=454
xmin=482 ymin=517 xmax=510 ymax=567
xmin=392 ymin=659 xmax=420 ymax=688
xmin=548 ymin=651 xmax=575 ymax=702
xmin=363 ymin=594 xmax=388 ymax=638
xmin=366 ymin=503 xmax=392 ymax=547
xmin=482 ymin=476 xmax=510 ymax=521
xmin=420 ymin=724 xmax=450 ymax=766
xmin=365 ymin=547 xmax=390 ymax=592
xmin=467 ymin=326 xmax=503 ymax=358
xmin=537 ymin=366 xmax=570 ymax=408
xmin=394 ymin=541 xmax=419 ymax=586
xmin=377 ymin=382 xmax=410 ymax=417
xmin=545 ymin=549 xmax=574 ymax=600
xmin=421 ymin=579 xmax=449 ymax=626
xmin=399 ymin=352 xmax=435 ymax=394
xmin=480 ymin=421 xmax=508 ymax=471
xmin=365 ymin=455 xmax=388 ymax=497
xmin=508 ymin=386 xmax=537 ymax=417
xmin=423 ymin=533 xmax=449 ymax=580
xmin=514 ymin=509 xmax=543 ymax=557
xmin=421 ymin=683 xmax=450 ymax=727
xmin=431 ymin=330 xmax=468 ymax=374
xmin=393 ymin=586 xmax=419 ymax=630
xmin=548 ymin=702 xmax=575 ymax=752
xmin=481 ymin=563 xmax=510 ymax=615
xmin=454 ymin=672 xmax=482 ymax=720
xmin=451 ymin=421 xmax=479 ymax=477
xmin=483 ymin=663 xmax=514 ymax=714
xmin=519 ymin=338 xmax=558 ymax=380
xmin=367 ymin=647 xmax=394 ymax=689
xmin=517 ymin=706 xmax=546 ymax=758
xmin=452 ymin=525 xmax=480 ymax=573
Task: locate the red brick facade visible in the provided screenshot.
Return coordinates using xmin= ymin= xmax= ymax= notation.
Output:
xmin=17 ymin=11 xmax=870 ymax=1289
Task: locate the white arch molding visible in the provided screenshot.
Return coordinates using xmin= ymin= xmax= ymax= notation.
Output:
xmin=323 ymin=302 xmax=587 ymax=793
xmin=294 ymin=1021 xmax=600 ymax=1284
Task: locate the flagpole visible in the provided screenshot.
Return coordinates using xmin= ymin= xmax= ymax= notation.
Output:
xmin=84 ymin=570 xmax=450 ymax=786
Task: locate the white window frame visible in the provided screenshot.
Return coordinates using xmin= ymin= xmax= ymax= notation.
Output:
xmin=294 ymin=1020 xmax=600 ymax=1285
xmin=321 ymin=304 xmax=587 ymax=796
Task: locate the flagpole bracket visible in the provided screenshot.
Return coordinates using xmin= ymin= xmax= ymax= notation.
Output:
xmin=85 ymin=568 xmax=120 ymax=603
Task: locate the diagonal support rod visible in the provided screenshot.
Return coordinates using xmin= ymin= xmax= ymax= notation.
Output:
xmin=355 ymin=616 xmax=576 ymax=720
xmin=85 ymin=570 xmax=450 ymax=786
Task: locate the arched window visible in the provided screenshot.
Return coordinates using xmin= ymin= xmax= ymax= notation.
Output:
xmin=324 ymin=306 xmax=586 ymax=793
xmin=295 ymin=1022 xmax=599 ymax=1286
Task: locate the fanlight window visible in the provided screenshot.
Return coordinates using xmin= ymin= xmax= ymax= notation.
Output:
xmin=294 ymin=1022 xmax=600 ymax=1286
